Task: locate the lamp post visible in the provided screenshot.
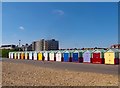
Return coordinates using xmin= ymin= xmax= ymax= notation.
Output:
xmin=19 ymin=40 xmax=21 ymax=51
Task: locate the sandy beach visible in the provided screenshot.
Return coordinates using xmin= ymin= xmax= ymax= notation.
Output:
xmin=2 ymin=59 xmax=118 ymax=86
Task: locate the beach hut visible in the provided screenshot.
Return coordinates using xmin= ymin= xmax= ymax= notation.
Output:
xmin=29 ymin=52 xmax=33 ymax=60
xmin=25 ymin=52 xmax=29 ymax=60
xmin=104 ymin=49 xmax=119 ymax=65
xmin=9 ymin=52 xmax=11 ymax=58
xmin=56 ymin=51 xmax=62 ymax=62
xmin=21 ymin=52 xmax=25 ymax=59
xmin=18 ymin=52 xmax=20 ymax=59
xmin=33 ymin=52 xmax=38 ymax=60
xmin=38 ymin=52 xmax=43 ymax=61
xmin=14 ymin=52 xmax=17 ymax=59
xmin=72 ymin=50 xmax=79 ymax=62
xmin=49 ymin=51 xmax=54 ymax=61
xmin=92 ymin=49 xmax=105 ymax=64
xmin=78 ymin=50 xmax=84 ymax=63
xmin=43 ymin=51 xmax=48 ymax=61
xmin=10 ymin=52 xmax=14 ymax=59
xmin=63 ymin=50 xmax=70 ymax=62
xmin=83 ymin=50 xmax=92 ymax=63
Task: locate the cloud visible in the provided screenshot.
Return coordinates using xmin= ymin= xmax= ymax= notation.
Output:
xmin=19 ymin=26 xmax=24 ymax=30
xmin=52 ymin=9 xmax=64 ymax=15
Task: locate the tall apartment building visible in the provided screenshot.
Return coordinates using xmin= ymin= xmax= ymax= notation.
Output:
xmin=32 ymin=39 xmax=45 ymax=51
xmin=32 ymin=39 xmax=59 ymax=51
xmin=45 ymin=39 xmax=59 ymax=50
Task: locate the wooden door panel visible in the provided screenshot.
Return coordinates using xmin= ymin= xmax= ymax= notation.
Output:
xmin=109 ymin=53 xmax=114 ymax=64
xmin=105 ymin=53 xmax=110 ymax=64
xmin=93 ymin=53 xmax=100 ymax=59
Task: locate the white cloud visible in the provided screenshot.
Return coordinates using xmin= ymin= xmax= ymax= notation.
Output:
xmin=19 ymin=26 xmax=24 ymax=30
xmin=52 ymin=9 xmax=64 ymax=15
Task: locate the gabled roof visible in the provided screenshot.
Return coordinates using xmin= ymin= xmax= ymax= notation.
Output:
xmin=93 ymin=49 xmax=101 ymax=53
xmin=106 ymin=49 xmax=119 ymax=53
xmin=64 ymin=50 xmax=69 ymax=53
xmin=83 ymin=50 xmax=94 ymax=53
xmin=56 ymin=51 xmax=62 ymax=53
xmin=73 ymin=50 xmax=79 ymax=53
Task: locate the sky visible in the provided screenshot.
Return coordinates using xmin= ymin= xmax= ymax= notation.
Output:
xmin=2 ymin=2 xmax=118 ymax=49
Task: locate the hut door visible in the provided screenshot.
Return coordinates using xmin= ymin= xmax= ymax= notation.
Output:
xmin=93 ymin=53 xmax=100 ymax=59
xmin=25 ymin=53 xmax=28 ymax=59
xmin=50 ymin=53 xmax=54 ymax=61
xmin=21 ymin=53 xmax=24 ymax=59
xmin=73 ymin=53 xmax=78 ymax=62
xmin=83 ymin=53 xmax=90 ymax=62
xmin=34 ymin=53 xmax=37 ymax=60
xmin=29 ymin=53 xmax=32 ymax=60
xmin=105 ymin=53 xmax=109 ymax=64
xmin=38 ymin=53 xmax=42 ymax=60
xmin=64 ymin=53 xmax=69 ymax=62
xmin=14 ymin=53 xmax=16 ymax=59
xmin=105 ymin=53 xmax=114 ymax=64
xmin=44 ymin=52 xmax=48 ymax=61
xmin=11 ymin=53 xmax=13 ymax=59
xmin=109 ymin=53 xmax=114 ymax=64
xmin=57 ymin=53 xmax=61 ymax=61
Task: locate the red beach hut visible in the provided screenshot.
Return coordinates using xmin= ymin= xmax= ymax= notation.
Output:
xmin=92 ymin=49 xmax=105 ymax=64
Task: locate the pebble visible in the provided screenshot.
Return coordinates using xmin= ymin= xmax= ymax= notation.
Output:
xmin=2 ymin=62 xmax=118 ymax=86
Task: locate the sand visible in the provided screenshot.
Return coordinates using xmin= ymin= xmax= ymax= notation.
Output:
xmin=2 ymin=61 xmax=118 ymax=86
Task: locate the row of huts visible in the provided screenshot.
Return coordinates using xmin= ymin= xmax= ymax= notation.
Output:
xmin=8 ymin=49 xmax=120 ymax=65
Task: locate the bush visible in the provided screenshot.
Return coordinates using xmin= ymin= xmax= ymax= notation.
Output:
xmin=1 ymin=49 xmax=16 ymax=58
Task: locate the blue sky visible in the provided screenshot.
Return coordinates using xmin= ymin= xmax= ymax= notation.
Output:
xmin=2 ymin=2 xmax=118 ymax=48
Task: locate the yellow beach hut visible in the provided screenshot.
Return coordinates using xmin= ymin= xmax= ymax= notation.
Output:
xmin=38 ymin=52 xmax=43 ymax=61
xmin=104 ymin=49 xmax=119 ymax=65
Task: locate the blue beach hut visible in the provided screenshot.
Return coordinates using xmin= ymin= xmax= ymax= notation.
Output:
xmin=63 ymin=50 xmax=70 ymax=62
xmin=72 ymin=50 xmax=79 ymax=62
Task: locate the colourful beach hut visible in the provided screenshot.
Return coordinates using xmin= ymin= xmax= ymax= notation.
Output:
xmin=18 ymin=52 xmax=20 ymax=59
xmin=83 ymin=50 xmax=92 ymax=63
xmin=104 ymin=49 xmax=119 ymax=65
xmin=72 ymin=50 xmax=79 ymax=62
xmin=9 ymin=52 xmax=11 ymax=58
xmin=56 ymin=51 xmax=62 ymax=62
xmin=14 ymin=52 xmax=17 ymax=59
xmin=63 ymin=50 xmax=70 ymax=62
xmin=25 ymin=52 xmax=29 ymax=60
xmin=43 ymin=51 xmax=48 ymax=61
xmin=38 ymin=52 xmax=43 ymax=61
xmin=29 ymin=52 xmax=33 ymax=60
xmin=49 ymin=51 xmax=54 ymax=61
xmin=21 ymin=52 xmax=25 ymax=59
xmin=11 ymin=52 xmax=14 ymax=59
xmin=33 ymin=52 xmax=38 ymax=60
xmin=92 ymin=49 xmax=105 ymax=64
xmin=78 ymin=50 xmax=84 ymax=63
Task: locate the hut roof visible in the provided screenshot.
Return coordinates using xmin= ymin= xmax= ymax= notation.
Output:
xmin=106 ymin=49 xmax=119 ymax=53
